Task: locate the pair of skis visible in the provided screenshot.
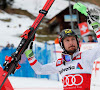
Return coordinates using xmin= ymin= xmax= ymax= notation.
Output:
xmin=0 ymin=0 xmax=55 ymax=89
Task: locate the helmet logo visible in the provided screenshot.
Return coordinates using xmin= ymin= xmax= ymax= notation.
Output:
xmin=65 ymin=29 xmax=72 ymax=34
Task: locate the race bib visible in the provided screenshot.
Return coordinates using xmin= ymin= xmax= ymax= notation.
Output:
xmin=62 ymin=74 xmax=91 ymax=90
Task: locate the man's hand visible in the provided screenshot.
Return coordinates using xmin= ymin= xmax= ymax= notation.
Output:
xmin=73 ymin=2 xmax=100 ymax=32
xmin=87 ymin=8 xmax=100 ymax=32
xmin=24 ymin=41 xmax=37 ymax=66
xmin=87 ymin=8 xmax=100 ymax=23
xmin=25 ymin=41 xmax=34 ymax=59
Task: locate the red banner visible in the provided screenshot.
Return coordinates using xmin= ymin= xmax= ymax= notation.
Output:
xmin=78 ymin=22 xmax=90 ymax=36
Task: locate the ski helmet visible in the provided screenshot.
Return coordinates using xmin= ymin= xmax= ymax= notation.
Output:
xmin=59 ymin=29 xmax=79 ymax=52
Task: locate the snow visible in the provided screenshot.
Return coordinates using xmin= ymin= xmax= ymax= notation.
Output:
xmin=79 ymin=1 xmax=100 ymax=10
xmin=0 ymin=11 xmax=45 ymax=47
xmin=8 ymin=76 xmax=100 ymax=90
xmin=8 ymin=77 xmax=63 ymax=90
xmin=0 ymin=11 xmax=34 ymax=47
xmin=12 ymin=0 xmax=75 ymax=19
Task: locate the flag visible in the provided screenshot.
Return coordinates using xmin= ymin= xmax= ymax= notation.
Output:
xmin=78 ymin=22 xmax=90 ymax=36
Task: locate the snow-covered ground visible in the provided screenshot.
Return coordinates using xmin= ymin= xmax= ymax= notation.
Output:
xmin=8 ymin=76 xmax=100 ymax=90
xmin=0 ymin=11 xmax=34 ymax=47
xmin=12 ymin=0 xmax=75 ymax=19
xmin=8 ymin=77 xmax=63 ymax=90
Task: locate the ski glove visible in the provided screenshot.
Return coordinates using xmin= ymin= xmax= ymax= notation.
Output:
xmin=87 ymin=8 xmax=100 ymax=32
xmin=73 ymin=2 xmax=100 ymax=32
xmin=24 ymin=34 xmax=35 ymax=58
xmin=87 ymin=8 xmax=100 ymax=23
xmin=25 ymin=41 xmax=37 ymax=66
xmin=25 ymin=41 xmax=34 ymax=58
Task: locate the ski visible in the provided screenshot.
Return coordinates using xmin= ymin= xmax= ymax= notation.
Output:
xmin=0 ymin=0 xmax=55 ymax=89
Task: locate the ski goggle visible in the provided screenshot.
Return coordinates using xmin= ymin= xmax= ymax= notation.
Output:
xmin=62 ymin=53 xmax=72 ymax=62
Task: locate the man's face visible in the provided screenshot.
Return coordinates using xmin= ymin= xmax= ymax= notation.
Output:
xmin=88 ymin=36 xmax=93 ymax=42
xmin=63 ymin=36 xmax=78 ymax=55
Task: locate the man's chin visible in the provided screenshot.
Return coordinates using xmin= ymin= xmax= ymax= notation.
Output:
xmin=67 ymin=49 xmax=77 ymax=55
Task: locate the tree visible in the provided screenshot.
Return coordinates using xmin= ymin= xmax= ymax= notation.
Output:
xmin=0 ymin=0 xmax=7 ymax=9
xmin=0 ymin=0 xmax=14 ymax=10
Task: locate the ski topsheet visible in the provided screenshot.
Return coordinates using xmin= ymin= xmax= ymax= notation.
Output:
xmin=0 ymin=0 xmax=55 ymax=89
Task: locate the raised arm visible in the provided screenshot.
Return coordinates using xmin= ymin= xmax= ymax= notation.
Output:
xmin=87 ymin=8 xmax=100 ymax=44
xmin=25 ymin=42 xmax=59 ymax=75
xmin=85 ymin=8 xmax=100 ymax=60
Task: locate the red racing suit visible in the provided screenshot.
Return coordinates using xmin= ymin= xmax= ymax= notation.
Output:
xmin=28 ymin=30 xmax=100 ymax=90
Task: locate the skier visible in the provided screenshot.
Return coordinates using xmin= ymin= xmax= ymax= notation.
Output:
xmin=24 ymin=9 xmax=100 ymax=90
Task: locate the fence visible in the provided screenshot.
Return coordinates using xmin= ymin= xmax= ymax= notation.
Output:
xmin=0 ymin=42 xmax=59 ymax=81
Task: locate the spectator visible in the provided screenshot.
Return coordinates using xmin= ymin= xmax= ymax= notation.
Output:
xmin=88 ymin=34 xmax=97 ymax=42
xmin=6 ymin=43 xmax=10 ymax=48
xmin=11 ymin=44 xmax=14 ymax=48
xmin=2 ymin=43 xmax=10 ymax=51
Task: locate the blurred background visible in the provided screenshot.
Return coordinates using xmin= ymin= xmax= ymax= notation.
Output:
xmin=0 ymin=0 xmax=100 ymax=90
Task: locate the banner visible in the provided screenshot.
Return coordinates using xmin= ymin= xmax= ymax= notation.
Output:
xmin=78 ymin=22 xmax=90 ymax=36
